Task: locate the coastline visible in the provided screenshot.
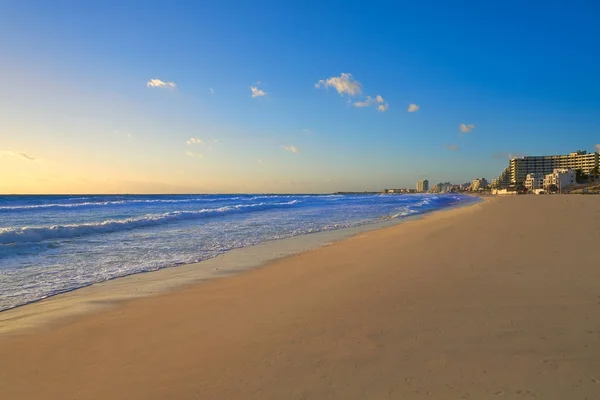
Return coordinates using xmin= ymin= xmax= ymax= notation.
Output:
xmin=2 ymin=195 xmax=600 ymax=399
xmin=0 ymin=196 xmax=481 ymax=335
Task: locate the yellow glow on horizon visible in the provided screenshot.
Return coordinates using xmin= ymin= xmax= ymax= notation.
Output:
xmin=0 ymin=154 xmax=337 ymax=194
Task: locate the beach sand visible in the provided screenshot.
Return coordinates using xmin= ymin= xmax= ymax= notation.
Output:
xmin=1 ymin=195 xmax=600 ymax=399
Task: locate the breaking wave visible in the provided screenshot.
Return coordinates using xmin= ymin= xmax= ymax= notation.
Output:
xmin=0 ymin=200 xmax=299 ymax=245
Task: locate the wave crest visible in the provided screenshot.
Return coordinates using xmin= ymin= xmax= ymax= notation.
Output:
xmin=0 ymin=200 xmax=298 ymax=245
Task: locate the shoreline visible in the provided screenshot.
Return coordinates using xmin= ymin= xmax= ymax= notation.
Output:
xmin=3 ymin=195 xmax=600 ymax=399
xmin=0 ymin=196 xmax=481 ymax=335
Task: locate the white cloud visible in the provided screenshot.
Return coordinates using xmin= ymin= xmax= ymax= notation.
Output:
xmin=353 ymin=94 xmax=388 ymax=111
xmin=257 ymin=159 xmax=263 ymax=165
xmin=595 ymin=144 xmax=600 ymax=153
xmin=250 ymin=85 xmax=266 ymax=98
xmin=317 ymin=74 xmax=388 ymax=112
xmin=209 ymin=87 xmax=215 ymax=94
xmin=408 ymin=104 xmax=419 ymax=112
xmin=0 ymin=150 xmax=36 ymax=161
xmin=444 ymin=144 xmax=460 ymax=152
xmin=301 ymin=128 xmax=312 ymax=134
xmin=115 ymin=131 xmax=131 ymax=138
xmin=315 ymin=73 xmax=362 ymax=97
xmin=376 ymin=95 xmax=388 ymax=111
xmin=492 ymin=151 xmax=524 ymax=159
xmin=283 ymin=145 xmax=299 ymax=153
xmin=492 ymin=151 xmax=525 ymax=160
xmin=185 ymin=151 xmax=203 ymax=158
xmin=147 ymin=79 xmax=177 ymax=89
xmin=459 ymin=123 xmax=475 ymax=134
xmin=114 ymin=130 xmax=132 ymax=138
xmin=353 ymin=96 xmax=375 ymax=107
xmin=186 ymin=137 xmax=203 ymax=145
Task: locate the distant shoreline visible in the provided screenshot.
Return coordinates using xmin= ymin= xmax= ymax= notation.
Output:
xmin=1 ymin=192 xmax=451 ymax=196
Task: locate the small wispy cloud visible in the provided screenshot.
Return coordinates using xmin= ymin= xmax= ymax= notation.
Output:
xmin=353 ymin=96 xmax=374 ymax=107
xmin=315 ymin=73 xmax=362 ymax=97
xmin=444 ymin=144 xmax=460 ymax=152
xmin=283 ymin=145 xmax=299 ymax=153
xmin=257 ymin=159 xmax=264 ymax=165
xmin=209 ymin=87 xmax=215 ymax=94
xmin=459 ymin=123 xmax=475 ymax=134
xmin=114 ymin=130 xmax=132 ymax=138
xmin=250 ymin=84 xmax=266 ymax=98
xmin=595 ymin=144 xmax=600 ymax=153
xmin=353 ymin=94 xmax=388 ymax=112
xmin=301 ymin=128 xmax=312 ymax=134
xmin=147 ymin=79 xmax=177 ymax=89
xmin=492 ymin=151 xmax=525 ymax=159
xmin=185 ymin=151 xmax=203 ymax=158
xmin=0 ymin=150 xmax=37 ymax=161
xmin=408 ymin=104 xmax=420 ymax=112
xmin=186 ymin=137 xmax=203 ymax=145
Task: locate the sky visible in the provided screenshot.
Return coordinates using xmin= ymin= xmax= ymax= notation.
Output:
xmin=1 ymin=0 xmax=599 ymax=194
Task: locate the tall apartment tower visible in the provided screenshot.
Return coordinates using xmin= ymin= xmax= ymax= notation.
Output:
xmin=416 ymin=179 xmax=429 ymax=193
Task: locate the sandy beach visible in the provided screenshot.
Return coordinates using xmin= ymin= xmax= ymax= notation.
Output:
xmin=1 ymin=195 xmax=600 ymax=399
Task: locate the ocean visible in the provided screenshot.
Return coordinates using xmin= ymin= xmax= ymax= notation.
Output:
xmin=0 ymin=193 xmax=475 ymax=311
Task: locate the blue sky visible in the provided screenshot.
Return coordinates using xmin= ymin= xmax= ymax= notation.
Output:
xmin=1 ymin=0 xmax=599 ymax=193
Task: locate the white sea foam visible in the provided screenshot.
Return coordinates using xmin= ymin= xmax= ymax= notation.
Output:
xmin=0 ymin=195 xmax=345 ymax=212
xmin=0 ymin=197 xmax=254 ymax=211
xmin=0 ymin=194 xmax=477 ymax=311
xmin=0 ymin=200 xmax=298 ymax=245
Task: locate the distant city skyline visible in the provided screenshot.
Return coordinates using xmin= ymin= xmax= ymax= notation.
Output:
xmin=1 ymin=1 xmax=600 ymax=194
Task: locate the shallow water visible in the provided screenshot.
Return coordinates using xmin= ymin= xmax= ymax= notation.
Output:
xmin=0 ymin=193 xmax=475 ymax=311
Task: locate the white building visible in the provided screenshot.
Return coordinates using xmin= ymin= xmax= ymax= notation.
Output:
xmin=524 ymin=173 xmax=545 ymax=191
xmin=416 ymin=179 xmax=429 ymax=193
xmin=492 ymin=188 xmax=518 ymax=195
xmin=471 ymin=178 xmax=488 ymax=191
xmin=494 ymin=150 xmax=599 ymax=187
xmin=543 ymin=168 xmax=576 ymax=192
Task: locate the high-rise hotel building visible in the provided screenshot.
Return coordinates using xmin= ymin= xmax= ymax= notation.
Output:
xmin=416 ymin=179 xmax=429 ymax=193
xmin=493 ymin=150 xmax=599 ymax=187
